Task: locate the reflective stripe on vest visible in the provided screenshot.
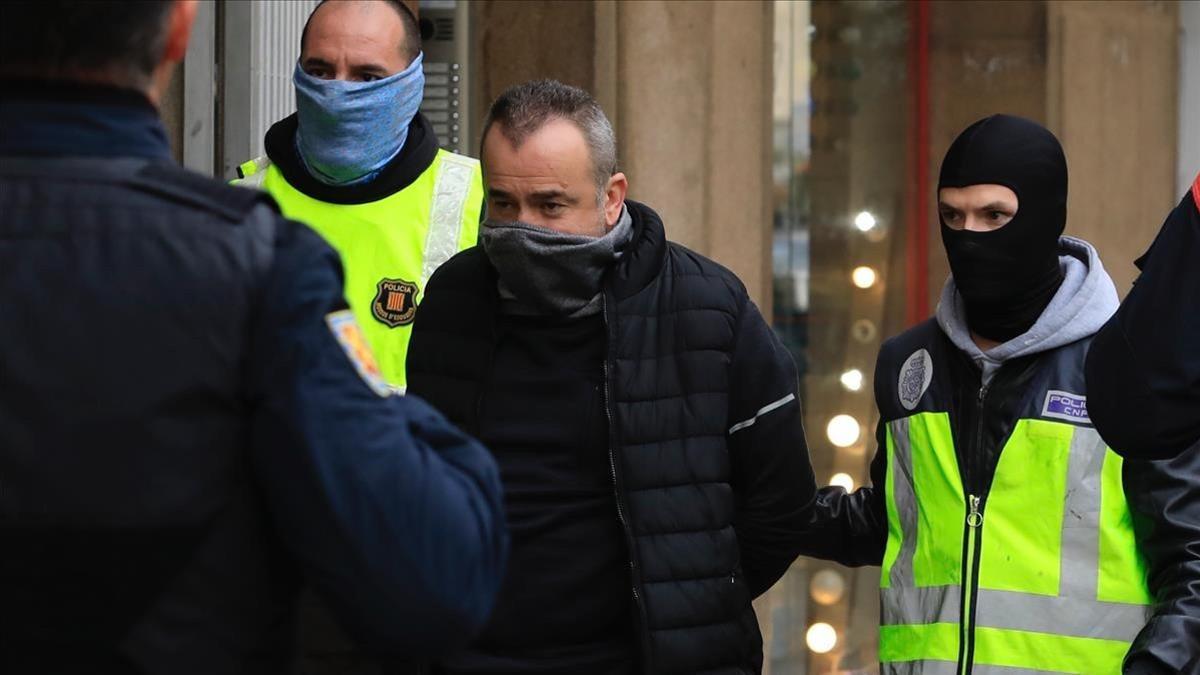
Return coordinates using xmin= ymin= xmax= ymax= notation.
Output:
xmin=237 ymin=149 xmax=483 ymax=389
xmin=422 ymin=152 xmax=475 ymax=288
xmin=880 ymin=412 xmax=1152 ymax=674
xmin=232 ymin=156 xmax=269 ymax=189
xmin=881 ymin=654 xmax=1136 ymax=675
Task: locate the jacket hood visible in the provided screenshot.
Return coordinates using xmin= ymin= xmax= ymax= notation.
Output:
xmin=936 ymin=236 xmax=1119 ymax=384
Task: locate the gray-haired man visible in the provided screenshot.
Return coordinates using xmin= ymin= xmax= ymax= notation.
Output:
xmin=406 ymin=79 xmax=818 ymax=674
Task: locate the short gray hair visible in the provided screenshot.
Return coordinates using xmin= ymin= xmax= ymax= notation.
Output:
xmin=481 ymin=80 xmax=618 ymax=201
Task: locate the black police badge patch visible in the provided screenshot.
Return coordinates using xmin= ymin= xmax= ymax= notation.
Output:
xmin=371 ymin=278 xmax=418 ymax=327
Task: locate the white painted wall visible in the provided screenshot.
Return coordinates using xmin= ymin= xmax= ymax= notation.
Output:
xmin=222 ymin=0 xmax=321 ymax=180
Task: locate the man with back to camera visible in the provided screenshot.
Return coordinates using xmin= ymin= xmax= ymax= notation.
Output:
xmin=407 ymin=79 xmax=819 ymax=674
xmin=0 ymin=1 xmax=507 ymax=672
xmin=234 ymin=0 xmax=483 ymax=393
xmin=793 ymin=115 xmax=1199 ymax=674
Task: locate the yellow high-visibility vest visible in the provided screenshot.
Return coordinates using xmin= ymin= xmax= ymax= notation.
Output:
xmin=879 ymin=365 xmax=1153 ymax=673
xmin=235 ymin=150 xmax=482 ymax=391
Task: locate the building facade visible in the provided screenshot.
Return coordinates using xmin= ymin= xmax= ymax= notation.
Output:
xmin=164 ymin=2 xmax=1197 ymax=672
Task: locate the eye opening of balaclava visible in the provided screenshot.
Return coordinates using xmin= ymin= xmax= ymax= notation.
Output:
xmin=938 ymin=113 xmax=1068 ymax=343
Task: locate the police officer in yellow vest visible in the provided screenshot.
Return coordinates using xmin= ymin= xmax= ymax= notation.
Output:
xmin=798 ymin=116 xmax=1200 ymax=674
xmin=233 ymin=2 xmax=484 ymax=670
xmin=235 ymin=0 xmax=482 ymax=392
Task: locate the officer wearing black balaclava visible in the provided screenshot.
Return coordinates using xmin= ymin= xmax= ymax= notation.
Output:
xmin=938 ymin=114 xmax=1067 ymax=343
xmin=793 ymin=115 xmax=1200 ymax=674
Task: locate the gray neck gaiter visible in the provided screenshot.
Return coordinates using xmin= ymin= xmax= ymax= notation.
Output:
xmin=481 ymin=205 xmax=634 ymax=317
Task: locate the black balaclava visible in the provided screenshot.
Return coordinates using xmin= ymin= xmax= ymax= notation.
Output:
xmin=939 ymin=114 xmax=1067 ymax=343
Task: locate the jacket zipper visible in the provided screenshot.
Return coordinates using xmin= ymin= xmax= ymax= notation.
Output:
xmin=472 ymin=305 xmax=500 ymax=435
xmin=601 ymin=293 xmax=652 ymax=669
xmin=959 ymin=383 xmax=989 ymax=675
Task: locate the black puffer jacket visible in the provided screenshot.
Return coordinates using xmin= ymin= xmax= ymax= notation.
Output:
xmin=408 ymin=200 xmax=817 ymax=674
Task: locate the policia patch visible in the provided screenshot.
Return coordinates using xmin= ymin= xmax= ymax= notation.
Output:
xmin=371 ymin=278 xmax=418 ymax=327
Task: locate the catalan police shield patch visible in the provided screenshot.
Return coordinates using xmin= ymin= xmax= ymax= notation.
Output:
xmin=371 ymin=278 xmax=418 ymax=327
xmin=325 ymin=309 xmax=391 ymax=397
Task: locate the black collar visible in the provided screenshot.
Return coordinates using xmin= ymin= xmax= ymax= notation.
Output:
xmin=0 ymin=78 xmax=170 ymax=160
xmin=0 ymin=78 xmax=156 ymax=110
xmin=606 ymin=200 xmax=669 ymax=299
xmin=263 ymin=111 xmax=440 ymax=205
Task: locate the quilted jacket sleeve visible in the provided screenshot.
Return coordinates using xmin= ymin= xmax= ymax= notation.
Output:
xmin=726 ymin=290 xmax=818 ymax=597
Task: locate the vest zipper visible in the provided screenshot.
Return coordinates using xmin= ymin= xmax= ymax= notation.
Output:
xmin=959 ymin=494 xmax=984 ymax=675
xmin=959 ymin=383 xmax=989 ymax=675
xmin=601 ymin=293 xmax=652 ymax=670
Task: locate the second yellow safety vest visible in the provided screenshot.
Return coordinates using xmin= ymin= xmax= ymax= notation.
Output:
xmin=235 ymin=150 xmax=483 ymax=391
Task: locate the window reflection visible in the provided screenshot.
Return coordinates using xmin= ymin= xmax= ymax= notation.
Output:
xmin=769 ymin=1 xmax=913 ymax=672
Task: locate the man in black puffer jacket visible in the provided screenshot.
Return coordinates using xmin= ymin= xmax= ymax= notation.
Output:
xmin=407 ymin=80 xmax=818 ymax=675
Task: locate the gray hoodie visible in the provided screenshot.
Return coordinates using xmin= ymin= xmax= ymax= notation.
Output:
xmin=935 ymin=236 xmax=1119 ymax=386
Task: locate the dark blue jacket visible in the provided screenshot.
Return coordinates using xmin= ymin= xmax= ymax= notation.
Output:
xmin=0 ymin=82 xmax=507 ymax=673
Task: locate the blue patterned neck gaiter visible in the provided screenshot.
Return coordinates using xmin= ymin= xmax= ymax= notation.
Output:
xmin=293 ymin=52 xmax=425 ymax=186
